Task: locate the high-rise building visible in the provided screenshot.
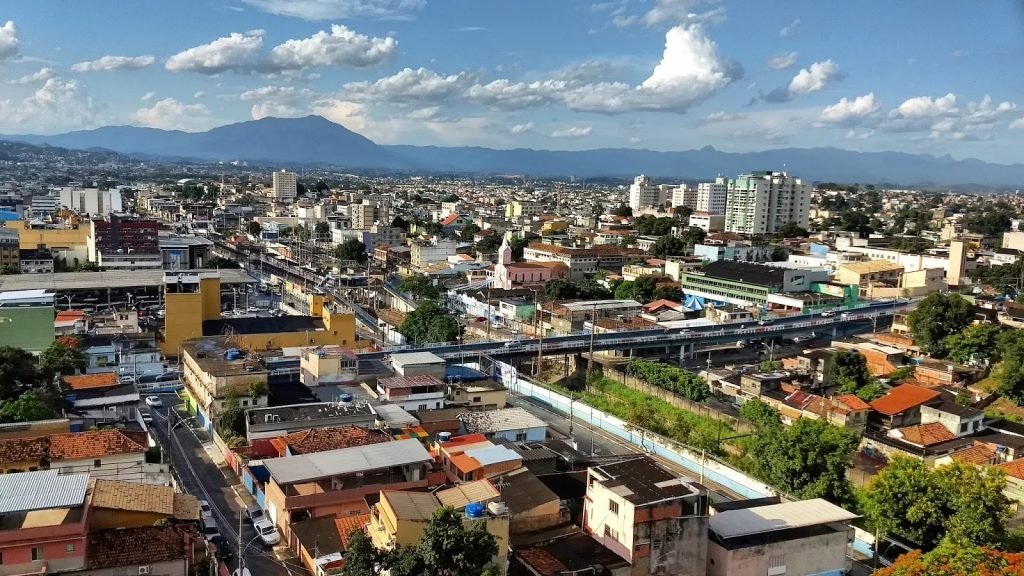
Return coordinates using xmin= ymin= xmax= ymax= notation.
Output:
xmin=628 ymin=175 xmax=671 ymax=211
xmin=948 ymin=239 xmax=968 ymax=287
xmin=86 ymin=214 xmax=162 ymax=270
xmin=697 ymin=176 xmax=729 ymax=214
xmin=350 ymin=200 xmax=390 ymax=230
xmin=272 ymin=169 xmax=297 ymax=202
xmin=58 ymin=187 xmax=123 ymax=217
xmin=671 ymin=185 xmax=697 ymax=210
xmin=724 ymin=171 xmax=810 ymax=235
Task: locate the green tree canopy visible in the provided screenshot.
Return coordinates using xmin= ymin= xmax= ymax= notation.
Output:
xmin=997 ymin=330 xmax=1024 ymax=405
xmin=739 ymin=399 xmax=782 ymax=430
xmin=876 ymin=543 xmax=1024 ymax=576
xmin=508 ymin=235 xmax=530 ymax=261
xmin=475 ymin=235 xmax=501 ymax=254
xmin=751 ymin=418 xmax=858 ymax=506
xmin=944 ymin=323 xmax=1001 ymax=365
xmin=906 ymin=293 xmax=975 ymax=356
xmin=633 ymin=215 xmax=677 ymax=236
xmin=625 ymin=359 xmax=710 ymax=402
xmin=830 ymin=349 xmax=873 ymax=396
xmin=613 ymin=276 xmax=658 ymax=303
xmin=0 ymin=391 xmax=56 ymax=423
xmin=650 ymin=235 xmax=687 ymax=258
xmin=863 ymin=457 xmax=1012 ymax=551
xmin=459 ymin=223 xmax=481 ymax=241
xmin=777 ymin=222 xmax=809 ymax=237
xmin=612 ymin=203 xmax=633 ymax=217
xmin=400 ymin=301 xmax=460 ymax=346
xmin=334 ymin=238 xmax=368 ymax=264
xmin=40 ymin=337 xmax=87 ymax=380
xmin=399 ymin=275 xmax=441 ymax=301
xmin=338 ymin=531 xmax=383 ymax=576
xmin=0 ymin=346 xmax=42 ymax=400
xmin=412 ymin=507 xmax=499 ymax=576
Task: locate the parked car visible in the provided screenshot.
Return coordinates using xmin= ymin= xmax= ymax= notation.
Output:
xmin=757 ymin=319 xmax=773 ymax=326
xmin=840 ymin=312 xmax=850 ymax=320
xmin=202 ymin=518 xmax=222 ymax=543
xmin=254 ymin=519 xmax=281 ymax=546
xmin=247 ymin=306 xmax=260 ymax=313
xmin=245 ymin=505 xmax=265 ymax=524
xmin=821 ymin=311 xmax=833 ymax=317
xmin=215 ymin=540 xmax=234 ymax=563
xmin=145 ymin=396 xmax=163 ymax=408
xmin=198 ymin=500 xmax=213 ymax=519
xmin=139 ymin=410 xmax=153 ymax=424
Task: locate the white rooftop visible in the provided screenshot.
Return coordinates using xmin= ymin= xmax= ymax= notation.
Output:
xmin=561 ymin=299 xmax=643 ymax=312
xmin=458 ymin=407 xmax=547 ymax=433
xmin=262 ymin=438 xmax=431 ymax=485
xmin=0 ymin=289 xmax=54 ymax=304
xmin=709 ymin=498 xmax=859 ymax=540
xmin=390 ymin=351 xmax=446 ymax=366
xmin=0 ymin=470 xmax=90 ymax=514
xmin=373 ymin=404 xmax=419 ymax=427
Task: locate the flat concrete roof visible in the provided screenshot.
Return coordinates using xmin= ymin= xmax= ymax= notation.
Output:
xmin=0 ymin=269 xmax=255 ymax=291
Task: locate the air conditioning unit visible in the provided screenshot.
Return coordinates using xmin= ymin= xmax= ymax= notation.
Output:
xmin=139 ymin=567 xmax=151 ymax=575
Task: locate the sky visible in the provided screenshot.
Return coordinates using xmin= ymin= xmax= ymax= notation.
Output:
xmin=2 ymin=0 xmax=1024 ymax=162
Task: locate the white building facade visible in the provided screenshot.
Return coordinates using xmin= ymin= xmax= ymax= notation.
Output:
xmin=272 ymin=169 xmax=297 ymax=202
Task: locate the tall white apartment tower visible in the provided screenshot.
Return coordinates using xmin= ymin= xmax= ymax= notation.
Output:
xmin=697 ymin=176 xmax=729 ymax=214
xmin=272 ymin=169 xmax=298 ymax=202
xmin=724 ymin=171 xmax=810 ymax=235
xmin=671 ymin=185 xmax=698 ymax=209
xmin=628 ymin=175 xmax=670 ymax=211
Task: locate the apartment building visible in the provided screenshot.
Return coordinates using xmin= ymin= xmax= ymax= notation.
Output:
xmin=0 ymin=227 xmax=19 ymax=270
xmin=505 ymin=200 xmax=542 ymax=219
xmin=58 ymin=187 xmax=123 ymax=217
xmin=272 ymin=169 xmax=297 ymax=202
xmin=86 ymin=214 xmax=162 ymax=270
xmin=410 ymin=238 xmax=457 ymax=271
xmin=697 ymin=176 xmax=729 ymax=214
xmin=671 ymin=185 xmax=697 ymax=209
xmin=724 ymin=171 xmax=810 ymax=235
xmin=350 ymin=200 xmax=390 ymax=229
xmin=628 ymin=175 xmax=671 ymax=211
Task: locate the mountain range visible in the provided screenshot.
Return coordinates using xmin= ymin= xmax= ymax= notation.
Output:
xmin=6 ymin=115 xmax=1024 ymax=187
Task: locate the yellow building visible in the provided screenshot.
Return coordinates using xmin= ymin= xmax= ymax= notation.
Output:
xmin=504 ymin=201 xmax=541 ymax=219
xmin=13 ymin=221 xmax=90 ymax=264
xmin=369 ymin=489 xmax=509 ymax=572
xmin=88 ymin=479 xmax=200 ymax=530
xmin=160 ymin=271 xmax=357 ymax=357
xmin=539 ymin=220 xmax=569 ymax=235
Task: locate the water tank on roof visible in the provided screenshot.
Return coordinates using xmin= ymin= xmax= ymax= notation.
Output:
xmin=225 ymin=348 xmax=242 ymax=361
xmin=465 ymin=502 xmax=484 ymax=519
xmin=437 ymin=432 xmax=452 ymax=443
xmin=487 ymin=502 xmax=508 ymax=516
xmin=338 ymin=393 xmax=353 ymax=404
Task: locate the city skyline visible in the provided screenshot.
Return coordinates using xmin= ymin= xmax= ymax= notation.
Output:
xmin=2 ymin=1 xmax=1024 ymax=162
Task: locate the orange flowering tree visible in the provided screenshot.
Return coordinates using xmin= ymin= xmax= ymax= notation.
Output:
xmin=878 ymin=545 xmax=1024 ymax=576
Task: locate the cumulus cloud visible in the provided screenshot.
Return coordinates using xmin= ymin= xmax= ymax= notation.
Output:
xmin=166 ymin=32 xmax=264 ymax=74
xmin=240 ymin=85 xmax=315 ymax=119
xmin=0 ymin=77 xmax=102 ymax=132
xmin=788 ymin=60 xmax=839 ymax=94
xmin=344 ymin=67 xmax=477 ymax=103
xmin=0 ymin=21 xmax=18 ymax=62
xmin=312 ymin=99 xmax=369 ymax=132
xmin=551 ymin=125 xmax=592 ymax=138
xmin=817 ymin=93 xmax=879 ymax=125
xmin=779 ymin=17 xmax=800 ymax=36
xmin=702 ymin=110 xmax=741 ymax=123
xmin=71 ymin=55 xmax=155 ymax=72
xmin=612 ymin=0 xmax=727 ymax=27
xmin=10 ymin=67 xmax=56 ymax=84
xmin=510 ymin=122 xmax=534 ymax=134
xmin=766 ymin=52 xmax=797 ymax=70
xmin=891 ymin=93 xmax=957 ymax=118
xmin=135 ymin=98 xmax=211 ymax=131
xmin=268 ymin=25 xmax=396 ymax=69
xmin=241 ymin=0 xmax=425 ymax=20
xmin=141 ymin=91 xmax=156 ymax=101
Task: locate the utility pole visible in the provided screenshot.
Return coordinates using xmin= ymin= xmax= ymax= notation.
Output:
xmin=485 ymin=283 xmax=492 ymax=341
xmin=238 ymin=508 xmax=244 ymax=571
xmin=586 ymin=301 xmax=598 ymax=387
xmin=534 ymin=291 xmax=543 ymax=377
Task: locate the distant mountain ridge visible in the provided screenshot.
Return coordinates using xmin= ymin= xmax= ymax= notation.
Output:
xmin=6 ymin=115 xmax=1024 ymax=186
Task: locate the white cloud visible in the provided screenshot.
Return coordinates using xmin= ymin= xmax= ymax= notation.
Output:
xmin=268 ymin=25 xmax=396 ymax=69
xmin=141 ymin=91 xmax=156 ymax=101
xmin=891 ymin=93 xmax=958 ymax=119
xmin=194 ymin=91 xmax=206 ymax=99
xmin=10 ymin=67 xmax=56 ymax=84
xmin=71 ymin=55 xmax=155 ymax=72
xmin=766 ymin=52 xmax=797 ymax=70
xmin=456 ymin=26 xmax=488 ymax=32
xmin=613 ymin=0 xmax=727 ymax=27
xmin=788 ymin=60 xmax=839 ymax=95
xmin=779 ymin=17 xmax=800 ymax=37
xmin=467 ymin=78 xmax=565 ymax=109
xmin=165 ymin=31 xmax=264 ymax=74
xmin=551 ymin=125 xmax=592 ymax=138
xmin=844 ymin=129 xmax=874 ymax=140
xmin=818 ymin=93 xmax=879 ymax=125
xmin=509 ymin=122 xmax=534 ymax=134
xmin=0 ymin=77 xmax=102 ymax=132
xmin=0 ymin=21 xmax=18 ymax=62
xmin=702 ymin=110 xmax=741 ymax=123
xmin=241 ymin=0 xmax=425 ymax=20
xmin=240 ymin=85 xmax=315 ymax=119
xmin=344 ymin=67 xmax=477 ymax=103
xmin=1010 ymin=117 xmax=1024 ymax=130
xmin=629 ymin=136 xmax=642 ymax=143
xmin=876 ymin=93 xmax=1017 ymax=141
xmin=312 ymin=99 xmax=369 ymax=132
xmin=134 ymin=98 xmax=211 ymax=131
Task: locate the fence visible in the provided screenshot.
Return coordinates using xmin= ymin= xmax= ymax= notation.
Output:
xmin=603 ymin=366 xmax=757 ymax=435
xmin=508 ymin=376 xmax=774 ymax=500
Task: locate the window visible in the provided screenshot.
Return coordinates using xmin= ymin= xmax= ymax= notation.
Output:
xmin=652 ymin=537 xmax=662 ymax=552
xmin=608 ymin=500 xmax=619 ymax=515
xmin=472 ymin=396 xmax=481 ymax=403
xmin=93 ymin=460 xmax=102 ymax=468
xmin=65 ymin=543 xmax=75 ymax=553
xmin=604 ymin=525 xmax=618 ymax=540
xmin=515 ymin=432 xmax=528 ymax=442
xmin=418 ymin=404 xmax=428 ymax=411
xmin=960 ymin=422 xmax=968 ymax=434
xmin=31 ymin=548 xmax=43 ymax=561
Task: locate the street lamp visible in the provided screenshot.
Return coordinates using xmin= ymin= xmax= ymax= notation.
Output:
xmin=62 ymin=294 xmax=74 ymax=310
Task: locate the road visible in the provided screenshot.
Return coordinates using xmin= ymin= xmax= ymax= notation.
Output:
xmin=147 ymin=397 xmax=305 ymax=576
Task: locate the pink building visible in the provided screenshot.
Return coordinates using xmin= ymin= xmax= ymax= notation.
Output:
xmin=493 ymin=237 xmax=569 ymax=290
xmin=0 ymin=470 xmax=90 ymax=575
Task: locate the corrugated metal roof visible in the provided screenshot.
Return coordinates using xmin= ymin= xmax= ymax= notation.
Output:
xmin=262 ymin=438 xmax=431 ymax=485
xmin=384 ymin=490 xmax=440 ymax=521
xmin=459 ymin=407 xmax=547 ymax=434
xmin=390 ymin=351 xmax=445 ymax=367
xmin=373 ymin=404 xmax=419 ymax=426
xmin=464 ymin=445 xmax=520 ymax=466
xmin=436 ymin=479 xmax=500 ymax=510
xmin=709 ymin=498 xmax=859 ymax=539
xmin=0 ymin=470 xmax=89 ymax=514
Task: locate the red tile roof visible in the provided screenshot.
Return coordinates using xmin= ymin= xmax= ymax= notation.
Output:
xmin=62 ymin=372 xmax=120 ymax=391
xmin=1000 ymin=458 xmax=1024 ymax=481
xmin=86 ymin=527 xmax=185 ymax=570
xmin=440 ymin=213 xmax=460 ymax=226
xmin=895 ymin=422 xmax=955 ymax=447
xmin=49 ymin=430 xmax=146 ymax=461
xmin=950 ymin=443 xmax=998 ymax=465
xmin=0 ymin=436 xmax=48 ymax=465
xmin=517 ymin=548 xmax=568 ymax=576
xmin=869 ymin=384 xmax=941 ymax=416
xmin=276 ymin=426 xmax=390 ymax=455
xmin=836 ymin=394 xmax=871 ymax=411
xmin=335 ymin=514 xmax=370 ymax=548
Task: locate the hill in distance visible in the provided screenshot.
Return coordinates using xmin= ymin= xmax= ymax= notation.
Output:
xmin=6 ymin=115 xmax=1024 ymax=187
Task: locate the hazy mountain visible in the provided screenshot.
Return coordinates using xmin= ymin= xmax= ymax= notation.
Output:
xmin=6 ymin=115 xmax=1024 ymax=187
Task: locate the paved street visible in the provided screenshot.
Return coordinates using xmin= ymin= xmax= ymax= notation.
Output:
xmin=147 ymin=396 xmax=305 ymax=576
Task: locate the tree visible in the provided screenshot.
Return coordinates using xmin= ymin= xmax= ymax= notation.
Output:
xmin=425 ymin=221 xmax=444 ymax=236
xmin=863 ymin=457 xmax=1012 ymax=551
xmin=906 ymin=293 xmax=975 ymax=356
xmin=625 ymin=359 xmax=710 ymax=402
xmin=475 ymin=235 xmax=501 ymax=254
xmin=247 ymin=221 xmax=262 ymax=236
xmin=415 ymin=507 xmax=498 ymax=576
xmin=612 ymin=203 xmax=633 ymax=217
xmin=614 ymin=276 xmax=658 ymax=303
xmin=542 ymin=279 xmax=577 ymax=301
xmin=399 ymin=275 xmax=441 ymax=301
xmin=830 ymin=350 xmax=871 ymax=393
xmin=998 ymin=338 xmax=1024 ymax=406
xmin=315 ymin=180 xmax=330 ymax=192
xmin=459 ymin=223 xmax=481 ymax=241
xmin=339 ymin=530 xmax=383 ymax=576
xmin=390 ymin=216 xmax=410 ymax=231
xmin=0 ymin=264 xmax=21 ymax=275
xmin=650 ymin=235 xmax=687 ymax=258
xmin=507 ymin=235 xmax=530 ymax=261
xmin=40 ymin=337 xmax=87 ymax=379
xmin=876 ymin=544 xmax=1024 ymax=576
xmin=633 ymin=216 xmax=677 ymax=236
xmin=777 ymin=222 xmax=809 ymax=237
xmin=0 ymin=391 xmax=55 ymax=423
xmin=592 ymin=202 xmax=604 ymax=217
xmin=334 ymin=238 xmax=368 ymax=264
xmin=944 ymin=323 xmax=1001 ymax=365
xmin=216 ymin=394 xmax=248 ymax=439
xmin=739 ymin=399 xmax=781 ymax=430
xmin=751 ymin=418 xmax=858 ymax=506
xmin=0 ymin=346 xmax=42 ymax=399
xmin=314 ymin=221 xmax=331 ymax=236
xmin=678 ymin=226 xmax=707 ymax=250
xmin=205 ymin=256 xmax=241 ymax=269
xmin=400 ymin=301 xmax=460 ymax=345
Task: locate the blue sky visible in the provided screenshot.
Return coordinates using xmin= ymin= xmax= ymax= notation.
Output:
xmin=2 ymin=0 xmax=1024 ymax=162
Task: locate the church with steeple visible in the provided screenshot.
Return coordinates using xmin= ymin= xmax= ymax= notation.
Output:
xmin=492 ymin=236 xmax=568 ymax=290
